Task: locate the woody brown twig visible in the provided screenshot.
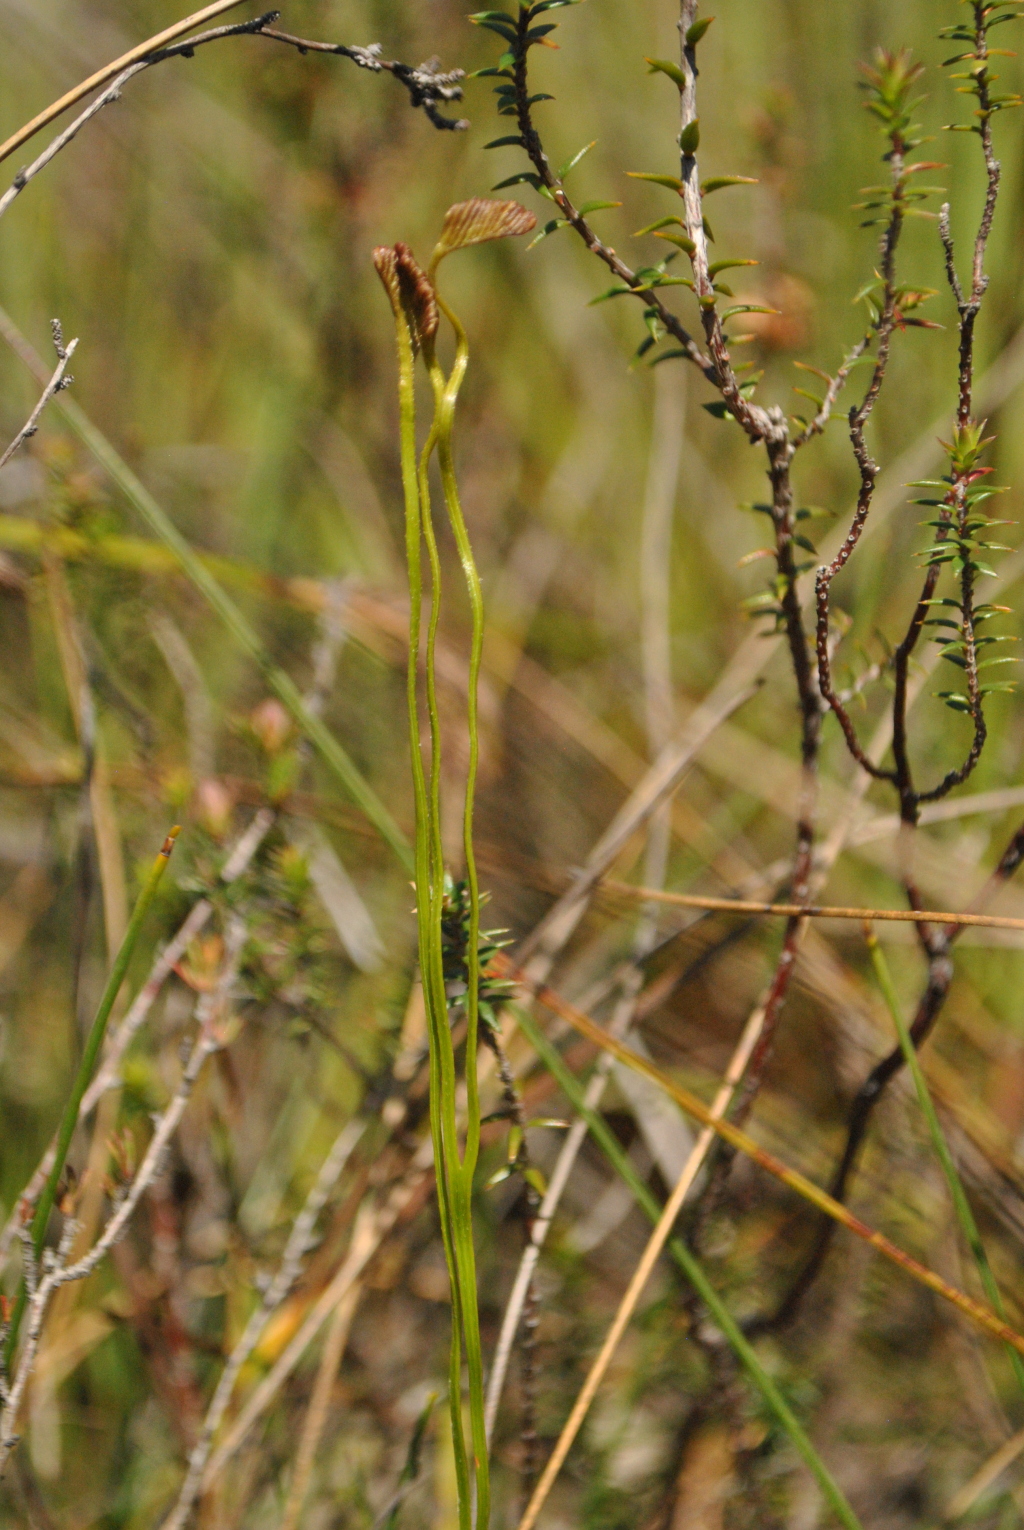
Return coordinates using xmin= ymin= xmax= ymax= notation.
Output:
xmin=510 ymin=0 xmax=819 ymax=1103
xmin=818 ymin=20 xmax=1005 ymax=824
xmin=496 ymin=0 xmax=872 ymax=1306
xmin=781 ymin=6 xmax=1021 ymax=1334
xmin=752 ymin=799 xmax=1024 ymax=1336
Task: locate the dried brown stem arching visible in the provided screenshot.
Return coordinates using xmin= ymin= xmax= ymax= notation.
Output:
xmin=0 ymin=2 xmax=466 ymax=221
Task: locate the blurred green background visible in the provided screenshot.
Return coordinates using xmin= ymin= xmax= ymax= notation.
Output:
xmin=3 ymin=2 xmax=1024 ymax=1526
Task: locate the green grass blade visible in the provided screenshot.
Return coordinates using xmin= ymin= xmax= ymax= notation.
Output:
xmin=513 ymin=1003 xmax=865 ymax=1530
xmin=866 ymin=926 xmax=1024 ymax=1401
xmin=6 ymin=827 xmax=179 ymax=1361
xmin=44 ymin=383 xmax=411 ymax=872
xmin=381 ymin=1390 xmax=436 ymax=1530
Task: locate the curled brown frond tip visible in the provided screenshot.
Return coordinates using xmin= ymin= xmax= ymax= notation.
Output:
xmin=433 ymin=199 xmax=537 ymax=263
xmin=373 ymin=242 xmax=439 ymax=352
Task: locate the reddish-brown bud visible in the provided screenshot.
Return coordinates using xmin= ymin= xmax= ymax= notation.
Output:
xmin=373 ymin=242 xmax=439 ymax=353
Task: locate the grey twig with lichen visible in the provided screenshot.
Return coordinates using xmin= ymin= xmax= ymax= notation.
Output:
xmin=0 ymin=321 xmax=76 ymax=469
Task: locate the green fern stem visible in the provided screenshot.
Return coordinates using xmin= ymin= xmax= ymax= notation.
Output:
xmin=423 ymin=290 xmax=490 ymax=1530
xmin=389 ymin=295 xmax=475 ymax=1521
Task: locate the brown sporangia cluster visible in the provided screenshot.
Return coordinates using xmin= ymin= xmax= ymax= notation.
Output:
xmin=372 ymin=243 xmax=439 ymax=355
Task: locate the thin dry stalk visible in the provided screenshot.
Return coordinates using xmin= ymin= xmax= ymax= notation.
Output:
xmin=0 ymin=18 xmax=318 ymax=230
xmin=944 ymin=1425 xmax=1024 ymax=1521
xmin=0 ymin=809 xmax=274 ymax=1268
xmin=515 ymin=1000 xmax=767 ymax=1530
xmin=278 ymin=1286 xmax=361 ymax=1530
xmin=484 ymin=1015 xmax=627 ymax=1445
xmin=600 ymin=882 xmax=1024 ymax=937
xmin=499 ymin=955 xmax=1024 ymax=1360
xmin=0 ymin=3 xmax=465 ymax=223
xmin=161 ymin=1119 xmax=365 ymax=1530
xmin=195 ymin=1168 xmax=428 ymax=1497
xmin=0 ymin=920 xmax=245 ymax=1475
xmin=0 ymin=63 xmax=148 ymax=224
xmin=485 ymin=364 xmax=686 ymax=1447
xmin=0 ymin=1 xmax=250 ymax=165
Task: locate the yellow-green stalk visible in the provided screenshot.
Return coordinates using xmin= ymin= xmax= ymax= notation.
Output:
xmin=423 ymin=283 xmax=488 ymax=1530
xmin=374 ymin=241 xmax=478 ymax=1524
xmin=374 ymin=205 xmax=537 ymax=1530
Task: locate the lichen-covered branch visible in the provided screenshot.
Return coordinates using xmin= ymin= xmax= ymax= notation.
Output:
xmin=0 ymin=921 xmax=245 ymax=1476
xmin=0 ymin=321 xmax=76 ymax=468
xmin=0 ymin=7 xmax=466 ymax=229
